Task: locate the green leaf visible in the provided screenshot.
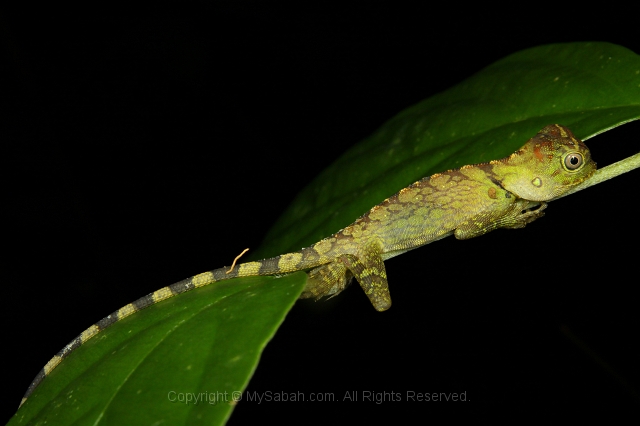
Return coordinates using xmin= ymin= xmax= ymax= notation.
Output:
xmin=11 ymin=42 xmax=640 ymax=426
xmin=10 ymin=274 xmax=306 ymax=426
xmin=254 ymin=42 xmax=640 ymax=259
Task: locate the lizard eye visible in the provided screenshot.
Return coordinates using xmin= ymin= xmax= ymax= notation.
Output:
xmin=563 ymin=152 xmax=583 ymax=171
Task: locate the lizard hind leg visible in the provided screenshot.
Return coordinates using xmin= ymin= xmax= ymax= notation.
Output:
xmin=301 ymin=240 xmax=392 ymax=312
xmin=340 ymin=241 xmax=391 ymax=312
xmin=302 ymin=262 xmax=354 ymax=301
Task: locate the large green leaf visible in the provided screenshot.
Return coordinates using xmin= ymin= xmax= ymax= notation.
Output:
xmin=10 ymin=274 xmax=306 ymax=425
xmin=9 ymin=42 xmax=640 ymax=426
xmin=254 ymin=41 xmax=640 ymax=259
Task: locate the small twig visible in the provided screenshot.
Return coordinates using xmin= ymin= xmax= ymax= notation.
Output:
xmin=226 ymin=248 xmax=250 ymax=274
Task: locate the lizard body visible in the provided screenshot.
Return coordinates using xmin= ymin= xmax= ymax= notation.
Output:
xmin=20 ymin=124 xmax=595 ymax=406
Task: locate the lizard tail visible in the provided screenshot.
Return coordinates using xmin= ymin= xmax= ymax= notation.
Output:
xmin=19 ymin=246 xmax=329 ymax=408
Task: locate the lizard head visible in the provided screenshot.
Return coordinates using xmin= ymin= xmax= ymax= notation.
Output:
xmin=496 ymin=124 xmax=597 ymax=201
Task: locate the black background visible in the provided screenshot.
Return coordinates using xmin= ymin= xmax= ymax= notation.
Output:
xmin=4 ymin=3 xmax=640 ymax=423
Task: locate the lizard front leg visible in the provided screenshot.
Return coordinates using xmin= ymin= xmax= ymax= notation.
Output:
xmin=505 ymin=201 xmax=547 ymax=229
xmin=454 ymin=199 xmax=547 ymax=240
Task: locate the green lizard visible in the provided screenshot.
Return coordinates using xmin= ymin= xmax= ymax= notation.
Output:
xmin=20 ymin=124 xmax=596 ymax=407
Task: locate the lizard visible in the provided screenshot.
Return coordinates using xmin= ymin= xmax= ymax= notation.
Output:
xmin=20 ymin=124 xmax=596 ymax=407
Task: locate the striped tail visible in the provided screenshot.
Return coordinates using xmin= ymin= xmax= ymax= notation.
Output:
xmin=19 ymin=246 xmax=331 ymax=408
